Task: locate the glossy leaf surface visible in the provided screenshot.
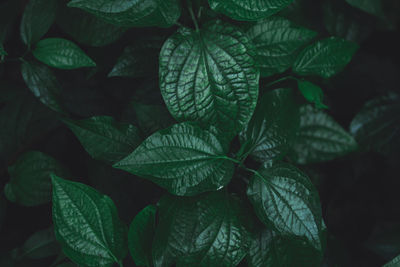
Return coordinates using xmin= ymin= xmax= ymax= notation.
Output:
xmin=114 ymin=122 xmax=234 ymax=196
xmin=384 ymin=254 xmax=400 ymax=267
xmin=297 ymin=80 xmax=328 ymax=109
xmin=160 ymin=22 xmax=259 ymax=138
xmin=51 ymin=174 xmax=127 ymax=267
xmin=33 ymin=38 xmax=96 ymax=69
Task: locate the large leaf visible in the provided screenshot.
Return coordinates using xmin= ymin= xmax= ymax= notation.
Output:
xmin=113 ymin=122 xmax=234 ymax=196
xmin=128 ymin=205 xmax=156 ymax=267
xmin=384 ymin=254 xmax=400 ymax=267
xmin=293 ymin=37 xmax=358 ymax=78
xmin=159 ymin=21 xmax=259 ymax=138
xmin=51 ymin=174 xmax=127 ymax=267
xmin=239 ymin=88 xmax=300 ymax=162
xmin=350 ymin=92 xmax=400 ymax=155
xmin=246 ymin=16 xmax=316 ymax=77
xmin=18 ymin=227 xmax=60 ymax=260
xmin=290 ymin=105 xmax=358 ymax=164
xmin=152 ymin=191 xmax=250 ymax=266
xmin=32 ymin=38 xmax=96 ymax=69
xmin=208 ymin=0 xmax=294 ymax=21
xmin=4 ymin=151 xmax=69 ymax=206
xmin=63 ymin=116 xmax=141 ymax=164
xmin=67 ymin=0 xmax=181 ymax=28
xmin=20 ymin=0 xmax=58 ymax=46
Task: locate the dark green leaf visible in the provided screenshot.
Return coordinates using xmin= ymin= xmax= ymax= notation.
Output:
xmin=239 ymin=88 xmax=300 ymax=162
xmin=32 ymin=38 xmax=96 ymax=69
xmin=384 ymin=254 xmax=400 ymax=267
xmin=297 ymin=80 xmax=328 ymax=109
xmin=246 ymin=16 xmax=316 ymax=77
xmin=159 ymin=21 xmax=259 ymax=138
xmin=18 ymin=227 xmax=60 ymax=259
xmin=290 ymin=105 xmax=358 ymax=164
xmin=20 ymin=0 xmax=58 ymax=46
xmin=63 ymin=116 xmax=141 ymax=164
xmin=247 ymin=163 xmax=323 ymax=251
xmin=67 ymin=0 xmax=181 ymax=28
xmin=21 ymin=61 xmax=63 ymax=113
xmin=51 ymin=174 xmax=127 ymax=267
xmin=346 ymin=0 xmax=385 ymax=19
xmin=293 ymin=37 xmax=358 ymax=78
xmin=152 ymin=191 xmax=250 ymax=266
xmin=4 ymin=151 xmax=69 ymax=206
xmin=208 ymin=0 xmax=294 ymax=21
xmin=113 ymin=122 xmax=234 ymax=196
xmin=128 ymin=205 xmax=156 ymax=267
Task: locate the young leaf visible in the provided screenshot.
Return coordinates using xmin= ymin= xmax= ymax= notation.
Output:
xmin=247 ymin=163 xmax=323 ymax=251
xmin=4 ymin=151 xmax=70 ymax=206
xmin=297 ymin=80 xmax=328 ymax=109
xmin=63 ymin=116 xmax=141 ymax=164
xmin=113 ymin=122 xmax=235 ymax=196
xmin=290 ymin=105 xmax=358 ymax=164
xmin=32 ymin=38 xmax=96 ymax=69
xmin=67 ymin=0 xmax=181 ymax=28
xmin=128 ymin=205 xmax=156 ymax=267
xmin=246 ymin=16 xmax=316 ymax=77
xmin=152 ymin=191 xmax=250 ymax=266
xmin=20 ymin=0 xmax=58 ymax=46
xmin=51 ymin=174 xmax=127 ymax=267
xmin=159 ymin=21 xmax=259 ymax=138
xmin=208 ymin=0 xmax=294 ymax=21
xmin=21 ymin=61 xmax=63 ymax=113
xmin=239 ymin=88 xmax=300 ymax=163
xmin=293 ymin=37 xmax=358 ymax=78
xmin=18 ymin=227 xmax=60 ymax=260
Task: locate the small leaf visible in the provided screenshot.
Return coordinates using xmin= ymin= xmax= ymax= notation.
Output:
xmin=290 ymin=105 xmax=358 ymax=164
xmin=4 ymin=151 xmax=69 ymax=206
xmin=51 ymin=174 xmax=127 ymax=267
xmin=152 ymin=191 xmax=250 ymax=266
xmin=246 ymin=16 xmax=316 ymax=77
xmin=113 ymin=122 xmax=234 ymax=196
xmin=293 ymin=37 xmax=358 ymax=78
xmin=247 ymin=163 xmax=323 ymax=251
xmin=63 ymin=116 xmax=141 ymax=164
xmin=209 ymin=0 xmax=294 ymax=21
xmin=20 ymin=0 xmax=58 ymax=46
xmin=33 ymin=38 xmax=96 ymax=69
xmin=128 ymin=205 xmax=156 ymax=267
xmin=297 ymin=80 xmax=328 ymax=109
xmin=18 ymin=227 xmax=60 ymax=260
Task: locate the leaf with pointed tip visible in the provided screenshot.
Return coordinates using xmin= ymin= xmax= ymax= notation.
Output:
xmin=290 ymin=105 xmax=357 ymax=164
xmin=247 ymin=163 xmax=323 ymax=251
xmin=4 ymin=151 xmax=69 ymax=206
xmin=51 ymin=174 xmax=127 ymax=267
xmin=128 ymin=205 xmax=156 ymax=267
xmin=297 ymin=80 xmax=328 ymax=109
xmin=113 ymin=122 xmax=234 ymax=196
xmin=208 ymin=0 xmax=294 ymax=21
xmin=160 ymin=21 xmax=259 ymax=139
xmin=152 ymin=191 xmax=250 ymax=266
xmin=63 ymin=116 xmax=141 ymax=164
xmin=246 ymin=16 xmax=316 ymax=77
xmin=293 ymin=37 xmax=358 ymax=78
xmin=18 ymin=227 xmax=60 ymax=260
xmin=33 ymin=38 xmax=96 ymax=69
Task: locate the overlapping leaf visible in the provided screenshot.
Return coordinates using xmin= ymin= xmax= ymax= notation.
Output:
xmin=18 ymin=227 xmax=60 ymax=260
xmin=297 ymin=80 xmax=328 ymax=109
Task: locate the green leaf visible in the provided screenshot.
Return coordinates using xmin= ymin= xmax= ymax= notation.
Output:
xmin=247 ymin=163 xmax=323 ymax=251
xmin=51 ymin=174 xmax=127 ymax=267
xmin=63 ymin=116 xmax=141 ymax=164
xmin=152 ymin=191 xmax=250 ymax=266
xmin=290 ymin=105 xmax=358 ymax=164
xmin=67 ymin=0 xmax=181 ymax=28
xmin=159 ymin=21 xmax=259 ymax=138
xmin=293 ymin=37 xmax=358 ymax=78
xmin=32 ymin=38 xmax=96 ymax=69
xmin=208 ymin=0 xmax=294 ymax=21
xmin=128 ymin=205 xmax=156 ymax=267
xmin=384 ymin=254 xmax=400 ymax=267
xmin=346 ymin=0 xmax=385 ymax=19
xmin=113 ymin=122 xmax=234 ymax=196
xmin=247 ymin=227 xmax=323 ymax=267
xmin=4 ymin=151 xmax=69 ymax=206
xmin=239 ymin=88 xmax=300 ymax=163
xmin=18 ymin=227 xmax=60 ymax=259
xmin=21 ymin=61 xmax=63 ymax=113
xmin=349 ymin=92 xmax=400 ymax=155
xmin=297 ymin=80 xmax=328 ymax=109
xmin=20 ymin=0 xmax=58 ymax=46
xmin=246 ymin=16 xmax=316 ymax=77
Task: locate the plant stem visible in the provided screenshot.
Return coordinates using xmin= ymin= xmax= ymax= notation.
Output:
xmin=264 ymin=76 xmax=299 ymax=88
xmin=188 ymin=0 xmax=199 ymax=32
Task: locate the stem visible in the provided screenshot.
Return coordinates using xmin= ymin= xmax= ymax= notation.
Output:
xmin=188 ymin=0 xmax=199 ymax=32
xmin=197 ymin=6 xmax=203 ymax=19
xmin=119 ymin=261 xmax=124 ymax=267
xmin=174 ymin=22 xmax=185 ymax=28
xmin=264 ymin=76 xmax=298 ymax=89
